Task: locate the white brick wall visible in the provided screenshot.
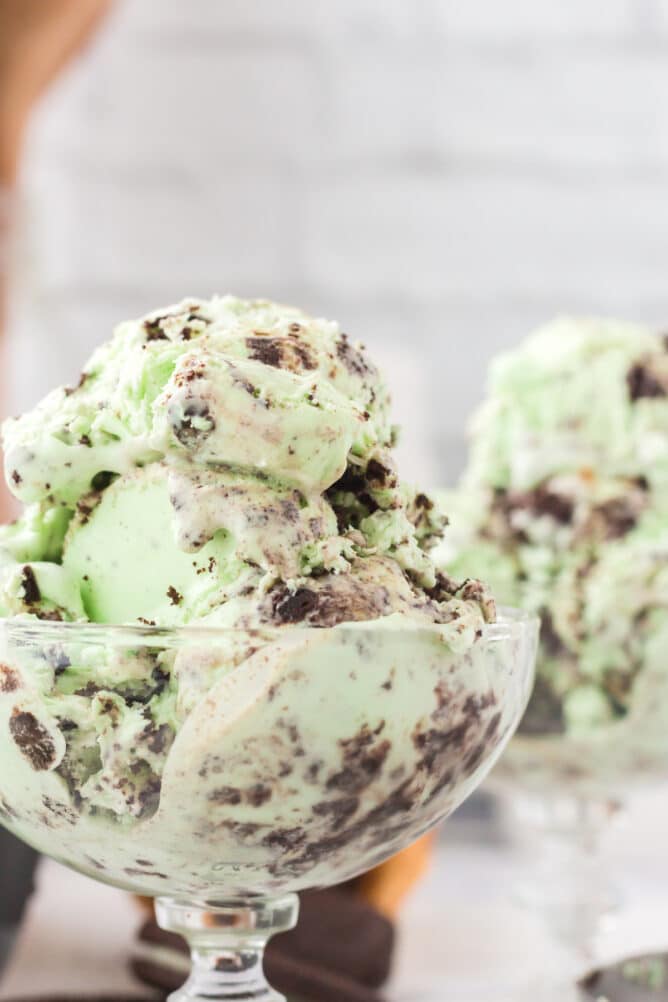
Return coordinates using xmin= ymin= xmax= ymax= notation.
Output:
xmin=10 ymin=0 xmax=668 ymax=483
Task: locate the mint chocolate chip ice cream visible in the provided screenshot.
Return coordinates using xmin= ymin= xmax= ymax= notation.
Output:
xmin=0 ymin=297 xmax=521 ymax=896
xmin=441 ymin=317 xmax=668 ymax=740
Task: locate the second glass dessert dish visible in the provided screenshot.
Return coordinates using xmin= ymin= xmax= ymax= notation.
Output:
xmin=442 ymin=318 xmax=668 ymax=997
xmin=0 ymin=612 xmax=536 ymax=1002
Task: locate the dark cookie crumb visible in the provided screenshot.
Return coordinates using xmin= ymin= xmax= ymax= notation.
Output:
xmin=20 ymin=566 xmax=41 ymax=605
xmin=64 ymin=371 xmax=89 ymax=396
xmin=0 ymin=664 xmax=20 ymax=693
xmin=209 ymin=786 xmax=243 ymax=806
xmin=143 ymin=317 xmax=170 ymax=341
xmin=272 ymin=587 xmax=320 ymax=624
xmin=166 ymin=586 xmax=183 ymax=606
xmin=245 ymin=783 xmax=273 ymax=807
xmin=627 ymin=363 xmax=666 ymax=401
xmin=336 ymin=333 xmax=371 ymax=378
xmin=173 ymin=400 xmax=216 ymax=446
xmin=326 ymin=724 xmax=391 ymax=795
xmin=9 ymin=710 xmax=57 ymax=771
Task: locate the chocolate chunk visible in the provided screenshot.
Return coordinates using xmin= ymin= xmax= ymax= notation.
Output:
xmin=172 ymin=400 xmax=215 ymax=446
xmin=366 ymin=459 xmax=393 ymax=487
xmin=627 ymin=363 xmax=667 ymax=401
xmin=166 ymin=586 xmax=183 ymax=606
xmin=269 ymin=573 xmax=391 ymax=628
xmin=247 ymin=336 xmax=282 ymax=368
xmin=246 ymin=335 xmax=316 ymax=372
xmin=272 ymin=587 xmax=321 ymax=624
xmin=10 ymin=470 xmax=21 ymax=485
xmin=143 ymin=317 xmax=170 ymax=341
xmin=9 ymin=710 xmax=57 ymax=771
xmin=91 ymin=471 xmax=116 ymax=491
xmin=20 ymin=566 xmax=41 ymax=605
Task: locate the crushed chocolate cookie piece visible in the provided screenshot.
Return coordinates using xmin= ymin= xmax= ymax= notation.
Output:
xmin=35 ymin=609 xmax=64 ymax=622
xmin=530 ymin=486 xmax=574 ymax=524
xmin=172 ymin=400 xmax=216 ymax=446
xmin=0 ymin=664 xmax=20 ymax=693
xmin=144 ymin=723 xmax=173 ymax=755
xmin=262 ymin=827 xmax=306 ymax=850
xmin=247 ymin=336 xmax=282 ymax=368
xmin=493 ymin=484 xmax=574 ymax=531
xmin=366 ymin=457 xmax=397 ymax=489
xmin=143 ymin=317 xmax=170 ymax=341
xmin=247 ymin=335 xmax=316 ymax=372
xmin=414 ymin=492 xmax=434 ymax=511
xmin=10 ymin=470 xmax=21 ymax=485
xmin=245 ymin=784 xmax=273 ymax=807
xmin=209 ymin=786 xmax=243 ymax=806
xmin=312 ymin=796 xmax=360 ymax=830
xmin=593 ymin=497 xmax=638 ymax=540
xmin=336 ymin=333 xmax=370 ymax=377
xmin=76 ymin=491 xmax=103 ymax=525
xmin=9 ymin=710 xmax=58 ymax=771
xmin=91 ymin=470 xmax=116 ymax=491
xmin=166 ymin=585 xmax=183 ymax=606
xmin=20 ymin=566 xmax=41 ymax=605
xmin=79 ymin=434 xmax=92 ymax=447
xmin=272 ymin=587 xmax=320 ymax=624
xmin=326 ymin=724 xmax=391 ymax=795
xmin=627 ymin=363 xmax=667 ymax=401
xmin=64 ymin=371 xmax=88 ymax=396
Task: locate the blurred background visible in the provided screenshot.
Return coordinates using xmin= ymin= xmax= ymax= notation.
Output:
xmin=6 ymin=0 xmax=668 ymax=488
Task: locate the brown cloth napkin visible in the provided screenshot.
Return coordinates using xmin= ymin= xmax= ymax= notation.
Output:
xmin=132 ymin=888 xmax=393 ymax=1002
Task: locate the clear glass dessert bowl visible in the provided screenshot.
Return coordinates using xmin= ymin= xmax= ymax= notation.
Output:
xmin=0 ymin=610 xmax=537 ymax=1002
xmin=489 ymin=654 xmax=668 ymax=999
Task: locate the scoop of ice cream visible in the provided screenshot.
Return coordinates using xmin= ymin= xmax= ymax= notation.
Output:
xmin=0 ymin=294 xmax=496 ymax=830
xmin=441 ymin=317 xmax=668 ymax=737
xmin=3 ymin=297 xmax=392 ymax=505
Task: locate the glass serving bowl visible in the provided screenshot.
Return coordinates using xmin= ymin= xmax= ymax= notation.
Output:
xmin=0 ymin=611 xmax=537 ymax=1002
xmin=490 ymin=654 xmax=668 ymax=1000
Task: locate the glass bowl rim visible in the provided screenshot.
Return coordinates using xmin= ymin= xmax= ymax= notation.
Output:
xmin=0 ymin=606 xmax=538 ymax=647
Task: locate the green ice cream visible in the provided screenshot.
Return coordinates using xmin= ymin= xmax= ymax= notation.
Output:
xmin=0 ymin=295 xmax=497 ymax=836
xmin=441 ymin=317 xmax=668 ymax=738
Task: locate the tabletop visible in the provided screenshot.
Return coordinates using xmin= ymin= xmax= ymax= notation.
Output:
xmin=2 ymin=791 xmax=668 ymax=1002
